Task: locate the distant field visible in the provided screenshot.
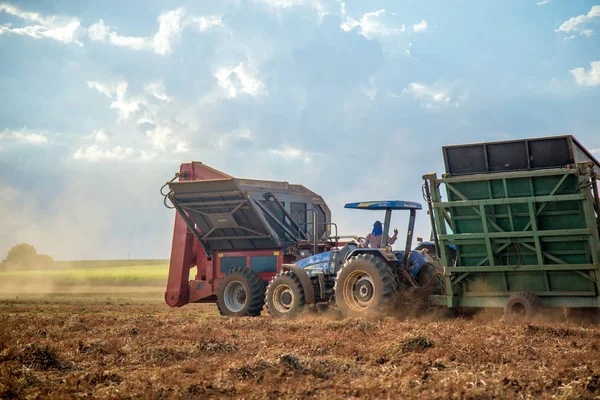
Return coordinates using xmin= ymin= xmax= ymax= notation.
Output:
xmin=0 ymin=260 xmax=175 ymax=294
xmin=51 ymin=259 xmax=169 ymax=269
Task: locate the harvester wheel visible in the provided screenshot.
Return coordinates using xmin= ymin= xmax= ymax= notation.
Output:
xmin=334 ymin=254 xmax=398 ymax=318
xmin=265 ymin=271 xmax=306 ymax=319
xmin=504 ymin=292 xmax=540 ymax=324
xmin=217 ymin=267 xmax=266 ymax=317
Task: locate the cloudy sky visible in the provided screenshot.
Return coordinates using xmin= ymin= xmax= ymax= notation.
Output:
xmin=1 ymin=0 xmax=599 ymax=260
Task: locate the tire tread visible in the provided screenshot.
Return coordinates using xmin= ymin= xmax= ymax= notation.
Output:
xmin=217 ymin=267 xmax=266 ymax=317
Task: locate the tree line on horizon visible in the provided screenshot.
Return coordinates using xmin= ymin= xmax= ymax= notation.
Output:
xmin=1 ymin=243 xmax=53 ymax=270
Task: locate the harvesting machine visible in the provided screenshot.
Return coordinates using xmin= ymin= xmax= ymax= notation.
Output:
xmin=161 ymin=162 xmax=338 ymax=316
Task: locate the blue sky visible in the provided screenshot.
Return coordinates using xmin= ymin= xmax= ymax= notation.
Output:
xmin=1 ymin=0 xmax=599 ymax=260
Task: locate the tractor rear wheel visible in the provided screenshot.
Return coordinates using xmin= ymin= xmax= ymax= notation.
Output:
xmin=334 ymin=254 xmax=398 ymax=318
xmin=265 ymin=271 xmax=306 ymax=319
xmin=416 ymin=262 xmax=444 ymax=295
xmin=504 ymin=292 xmax=540 ymax=324
xmin=217 ymin=267 xmax=265 ymax=317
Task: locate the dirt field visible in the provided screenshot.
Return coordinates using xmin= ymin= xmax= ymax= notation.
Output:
xmin=2 ymin=293 xmax=600 ymax=399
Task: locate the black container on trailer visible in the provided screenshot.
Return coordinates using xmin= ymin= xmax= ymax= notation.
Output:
xmin=443 ymin=135 xmax=600 ymax=176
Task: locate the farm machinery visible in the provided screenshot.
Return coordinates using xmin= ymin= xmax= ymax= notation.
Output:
xmin=265 ymin=201 xmax=443 ymax=318
xmin=161 ymin=162 xmax=334 ymax=315
xmin=163 ymin=134 xmax=600 ymax=322
xmin=423 ymin=135 xmax=600 ymax=322
xmin=162 ymin=162 xmax=440 ymax=317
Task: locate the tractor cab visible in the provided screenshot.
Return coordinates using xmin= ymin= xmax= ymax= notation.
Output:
xmin=343 ymin=200 xmax=422 ymax=267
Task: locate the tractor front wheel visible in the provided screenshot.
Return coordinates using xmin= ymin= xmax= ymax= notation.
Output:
xmin=265 ymin=271 xmax=306 ymax=319
xmin=334 ymin=254 xmax=398 ymax=318
xmin=217 ymin=267 xmax=265 ymax=317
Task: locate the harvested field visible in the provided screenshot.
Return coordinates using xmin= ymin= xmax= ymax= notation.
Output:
xmin=2 ymin=293 xmax=600 ymax=399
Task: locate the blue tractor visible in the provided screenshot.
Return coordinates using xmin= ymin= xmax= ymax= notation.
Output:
xmin=265 ymin=201 xmax=444 ymax=318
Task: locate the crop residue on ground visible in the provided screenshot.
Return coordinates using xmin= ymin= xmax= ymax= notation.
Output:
xmin=1 ymin=294 xmax=600 ymax=399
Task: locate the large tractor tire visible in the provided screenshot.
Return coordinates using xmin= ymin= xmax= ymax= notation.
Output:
xmin=504 ymin=292 xmax=540 ymax=324
xmin=416 ymin=262 xmax=444 ymax=295
xmin=334 ymin=254 xmax=398 ymax=318
xmin=217 ymin=267 xmax=266 ymax=317
xmin=265 ymin=271 xmax=306 ymax=319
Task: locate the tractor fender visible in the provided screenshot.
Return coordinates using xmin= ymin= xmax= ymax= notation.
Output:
xmin=282 ymin=264 xmax=316 ymax=304
xmin=345 ymin=248 xmax=396 ymax=265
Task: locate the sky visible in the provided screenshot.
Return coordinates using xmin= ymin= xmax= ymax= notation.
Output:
xmin=1 ymin=0 xmax=599 ymax=260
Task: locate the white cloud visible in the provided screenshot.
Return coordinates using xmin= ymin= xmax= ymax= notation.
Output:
xmin=87 ymin=19 xmax=149 ymax=51
xmin=341 ymin=9 xmax=404 ymax=39
xmin=87 ymin=8 xmax=220 ymax=55
xmin=536 ymin=0 xmax=551 ymax=5
xmin=254 ymin=0 xmax=325 ymax=12
xmin=152 ymin=8 xmax=186 ymax=55
xmin=87 ymin=129 xmax=109 ymax=142
xmin=87 ymin=80 xmax=146 ymax=121
xmin=570 ymin=61 xmax=600 ymax=87
xmin=145 ymin=124 xmax=173 ymax=151
xmin=361 ymin=75 xmax=378 ymax=100
xmin=556 ymin=5 xmax=600 ymax=38
xmin=110 ymin=83 xmax=146 ymax=120
xmin=0 ymin=128 xmax=49 ymax=144
xmin=591 ymin=148 xmax=600 ymax=155
xmin=87 ymin=80 xmax=118 ymax=97
xmin=216 ymin=128 xmax=254 ymax=149
xmin=138 ymin=150 xmax=156 ymax=161
xmin=0 ymin=3 xmax=83 ymax=45
xmin=174 ymin=142 xmax=190 ymax=153
xmin=87 ymin=79 xmax=191 ymax=155
xmin=412 ymin=20 xmax=428 ymax=33
xmin=145 ymin=81 xmax=171 ymax=102
xmin=401 ymin=81 xmax=467 ymax=108
xmin=107 ymin=32 xmax=147 ymax=50
xmin=0 ymin=3 xmax=54 ymax=25
xmin=73 ymin=144 xmax=135 ymax=162
xmin=186 ymin=15 xmax=222 ymax=31
xmin=403 ymin=82 xmax=450 ymax=104
xmin=17 ymin=132 xmax=48 ymax=144
xmin=87 ymin=19 xmax=109 ymax=41
xmin=215 ymin=62 xmax=266 ymax=98
xmin=581 ymin=29 xmax=593 ymax=38
xmin=269 ymin=146 xmax=313 ymax=162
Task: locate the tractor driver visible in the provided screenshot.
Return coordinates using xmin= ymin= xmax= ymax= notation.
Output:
xmin=359 ymin=221 xmax=398 ymax=248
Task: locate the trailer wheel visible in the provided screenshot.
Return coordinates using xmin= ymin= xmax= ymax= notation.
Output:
xmin=334 ymin=254 xmax=398 ymax=318
xmin=265 ymin=272 xmax=306 ymax=319
xmin=504 ymin=292 xmax=540 ymax=324
xmin=217 ymin=267 xmax=266 ymax=317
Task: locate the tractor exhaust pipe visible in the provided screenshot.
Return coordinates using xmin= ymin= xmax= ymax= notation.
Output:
xmin=312 ymin=208 xmax=318 ymax=255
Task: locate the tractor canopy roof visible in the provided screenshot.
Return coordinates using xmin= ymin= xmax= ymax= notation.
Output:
xmin=344 ymin=201 xmax=422 ymax=210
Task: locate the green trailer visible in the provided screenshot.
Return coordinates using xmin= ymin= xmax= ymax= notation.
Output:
xmin=423 ymin=135 xmax=600 ymax=321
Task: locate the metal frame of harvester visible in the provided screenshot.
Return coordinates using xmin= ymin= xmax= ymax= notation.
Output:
xmin=162 ymin=161 xmax=343 ymax=313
